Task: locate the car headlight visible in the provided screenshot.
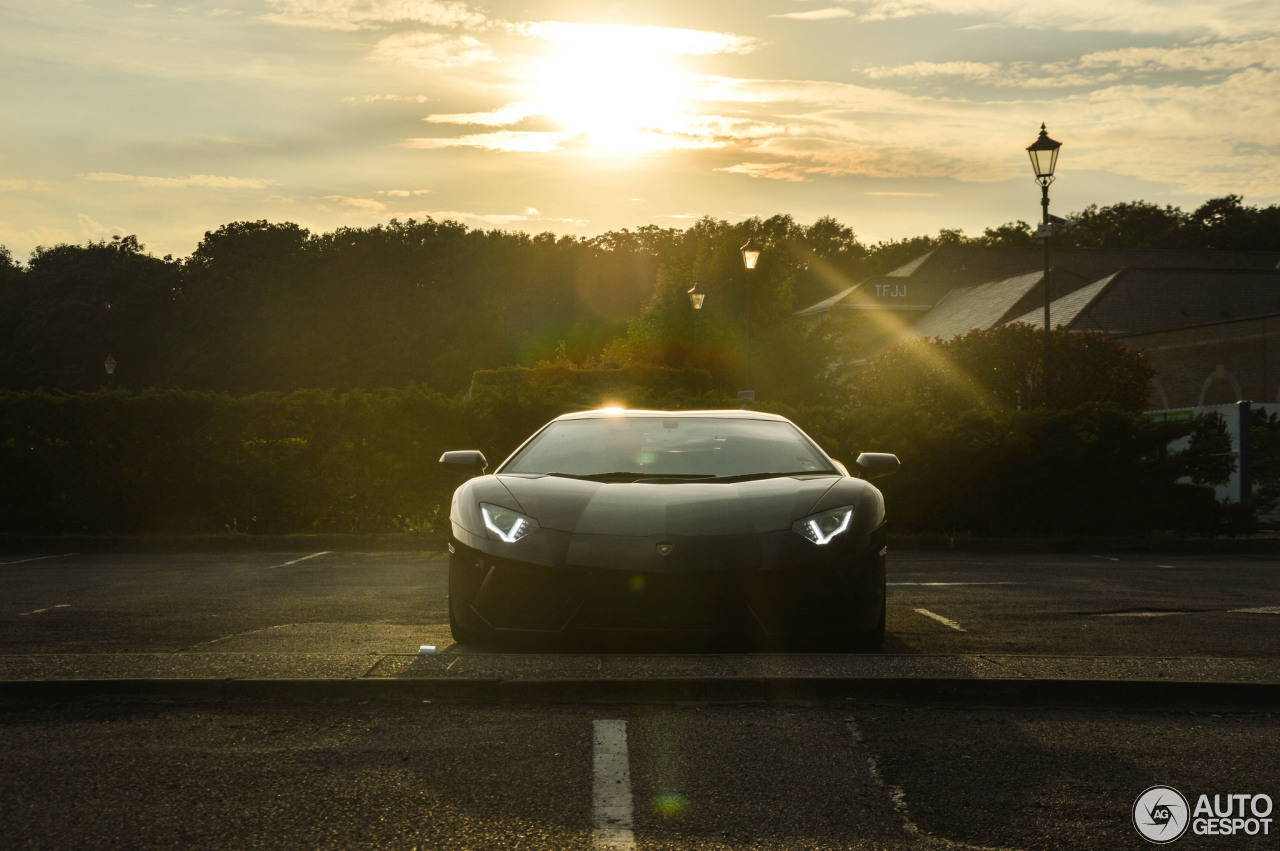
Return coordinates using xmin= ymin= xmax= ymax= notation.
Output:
xmin=793 ymin=507 xmax=854 ymax=545
xmin=480 ymin=503 xmax=538 ymax=543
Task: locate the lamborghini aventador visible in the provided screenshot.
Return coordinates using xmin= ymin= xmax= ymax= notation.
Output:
xmin=440 ymin=409 xmax=898 ymax=650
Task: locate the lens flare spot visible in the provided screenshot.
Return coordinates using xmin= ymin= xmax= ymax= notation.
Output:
xmin=653 ymin=791 xmax=689 ymax=818
xmin=629 ymin=574 xmax=647 ymax=594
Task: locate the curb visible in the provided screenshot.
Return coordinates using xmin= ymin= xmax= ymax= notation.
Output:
xmin=4 ymin=677 xmax=1279 ymax=709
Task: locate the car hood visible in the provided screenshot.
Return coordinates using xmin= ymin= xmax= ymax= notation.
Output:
xmin=493 ymin=473 xmax=844 ymax=536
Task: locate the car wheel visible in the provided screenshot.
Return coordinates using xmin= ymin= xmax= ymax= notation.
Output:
xmin=856 ymin=596 xmax=886 ymax=652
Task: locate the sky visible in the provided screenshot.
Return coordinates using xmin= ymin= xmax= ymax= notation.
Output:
xmin=3 ymin=0 xmax=1280 ymax=261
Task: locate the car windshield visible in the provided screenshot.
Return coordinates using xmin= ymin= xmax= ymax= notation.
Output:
xmin=499 ymin=416 xmax=837 ymax=480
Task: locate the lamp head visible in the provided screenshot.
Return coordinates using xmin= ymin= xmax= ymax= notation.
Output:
xmin=1026 ymin=123 xmax=1062 ymax=184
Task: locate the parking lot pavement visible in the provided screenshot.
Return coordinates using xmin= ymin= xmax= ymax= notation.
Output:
xmin=1 ymin=694 xmax=1276 ymax=850
xmin=5 ymin=547 xmax=1280 ymax=849
xmin=2 ymin=549 xmax=1280 ymax=702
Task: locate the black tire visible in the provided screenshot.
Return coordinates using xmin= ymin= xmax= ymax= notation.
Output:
xmin=448 ymin=594 xmax=480 ymax=645
xmin=856 ymin=595 xmax=886 ymax=652
xmin=448 ymin=551 xmax=497 ymax=647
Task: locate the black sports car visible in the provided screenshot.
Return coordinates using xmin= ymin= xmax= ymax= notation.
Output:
xmin=440 ymin=409 xmax=899 ymax=650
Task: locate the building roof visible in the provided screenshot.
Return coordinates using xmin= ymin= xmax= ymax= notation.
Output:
xmin=907 ymin=271 xmax=1044 ymax=340
xmin=1009 ymin=268 xmax=1280 ymax=336
xmin=797 ymin=245 xmax=1280 ymax=318
xmin=1007 ymin=273 xmax=1119 ymax=330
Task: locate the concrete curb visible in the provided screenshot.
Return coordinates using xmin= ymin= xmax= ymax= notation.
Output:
xmin=4 ymin=677 xmax=1279 ymax=709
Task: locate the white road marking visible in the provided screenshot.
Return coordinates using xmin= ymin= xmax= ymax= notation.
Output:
xmin=1157 ymin=565 xmax=1177 ymax=569
xmin=848 ymin=719 xmax=924 ymax=840
xmin=888 ymin=581 xmax=1021 ymax=586
xmin=268 ymin=551 xmax=332 ymax=569
xmin=1092 ymin=555 xmax=1120 ymax=562
xmin=592 ymin=719 xmax=635 ymax=851
xmin=18 ymin=604 xmax=71 ymax=617
xmin=913 ymin=608 xmax=967 ymax=632
xmin=1231 ymin=606 xmax=1280 ymax=615
xmin=0 ymin=553 xmax=79 ymax=566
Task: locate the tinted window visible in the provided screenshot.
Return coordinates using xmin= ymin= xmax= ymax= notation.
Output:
xmin=500 ymin=417 xmax=836 ymax=478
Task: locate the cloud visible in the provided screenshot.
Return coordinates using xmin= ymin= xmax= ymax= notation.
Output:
xmin=424 ymin=103 xmax=538 ymax=126
xmin=77 ymin=213 xmax=128 ymax=241
xmin=324 ymin=196 xmax=387 ymax=212
xmin=1078 ymin=38 xmax=1280 ymax=72
xmin=864 ymin=61 xmax=1000 ymax=81
xmin=81 ymin=173 xmax=280 ymax=189
xmin=0 ymin=179 xmax=51 ymax=192
xmin=516 ymin=21 xmax=758 ymax=55
xmin=261 ymin=0 xmax=486 ymax=31
xmin=373 ymin=32 xmax=494 ymax=68
xmin=344 ymin=94 xmax=432 ymax=104
xmin=715 ymin=162 xmax=810 ymax=182
xmin=415 ymin=210 xmax=540 ymax=226
xmin=1054 ymin=67 xmax=1280 ymax=195
xmin=377 ymin=189 xmax=434 ymax=197
xmin=840 ymin=0 xmax=1280 ymax=38
xmin=769 ymin=8 xmax=855 ymax=21
xmin=861 ymin=39 xmax=1280 ymax=89
xmin=403 ymin=131 xmax=565 ymax=152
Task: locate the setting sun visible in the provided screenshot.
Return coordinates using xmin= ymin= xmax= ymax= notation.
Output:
xmin=522 ymin=24 xmax=702 ymax=155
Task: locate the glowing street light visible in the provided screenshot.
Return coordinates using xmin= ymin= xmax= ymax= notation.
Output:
xmin=687 ymin=283 xmax=705 ymax=310
xmin=739 ymin=236 xmax=759 ymax=403
xmin=687 ymin=283 xmax=704 ymax=362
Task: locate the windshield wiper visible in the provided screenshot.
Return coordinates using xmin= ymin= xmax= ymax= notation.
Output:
xmin=544 ymin=471 xmax=717 ymax=482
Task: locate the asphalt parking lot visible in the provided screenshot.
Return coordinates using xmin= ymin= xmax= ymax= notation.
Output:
xmin=3 ymin=548 xmax=1280 ymax=685
xmin=2 ymin=546 xmax=1279 ymax=849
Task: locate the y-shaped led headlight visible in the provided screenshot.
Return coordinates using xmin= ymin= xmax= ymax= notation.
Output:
xmin=793 ymin=507 xmax=854 ymax=545
xmin=480 ymin=503 xmax=538 ymax=543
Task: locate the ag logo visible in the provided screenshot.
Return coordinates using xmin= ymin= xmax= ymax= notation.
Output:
xmin=1133 ymin=785 xmax=1190 ymax=844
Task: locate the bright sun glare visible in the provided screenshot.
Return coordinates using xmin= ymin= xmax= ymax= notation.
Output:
xmin=525 ymin=27 xmax=694 ymax=155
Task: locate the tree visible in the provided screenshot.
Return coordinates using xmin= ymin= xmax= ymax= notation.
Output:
xmin=1055 ymin=201 xmax=1190 ymax=250
xmin=851 ymin=324 xmax=1153 ymax=412
xmin=3 ymin=236 xmax=178 ymax=390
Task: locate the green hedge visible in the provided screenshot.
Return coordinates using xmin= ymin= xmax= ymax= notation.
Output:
xmin=0 ymin=387 xmax=1236 ymax=536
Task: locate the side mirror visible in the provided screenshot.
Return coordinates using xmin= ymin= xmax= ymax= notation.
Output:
xmin=854 ymin=452 xmax=900 ymax=480
xmin=440 ymin=450 xmax=488 ymax=475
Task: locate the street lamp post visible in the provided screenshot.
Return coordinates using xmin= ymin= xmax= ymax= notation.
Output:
xmin=1027 ymin=123 xmax=1062 ymax=407
xmin=739 ymin=236 xmax=760 ymax=403
xmin=687 ymin=283 xmax=704 ymax=363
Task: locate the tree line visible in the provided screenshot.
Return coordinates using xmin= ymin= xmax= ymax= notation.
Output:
xmin=3 ymin=195 xmax=1278 ymax=399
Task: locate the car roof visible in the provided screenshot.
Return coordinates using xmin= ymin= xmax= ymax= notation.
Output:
xmin=552 ymin=409 xmax=793 ymax=423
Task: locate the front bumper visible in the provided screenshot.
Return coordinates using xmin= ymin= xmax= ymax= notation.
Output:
xmin=447 ymin=525 xmax=886 ymax=641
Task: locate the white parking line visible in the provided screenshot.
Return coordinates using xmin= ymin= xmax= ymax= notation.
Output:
xmin=18 ymin=604 xmax=71 ymax=617
xmin=268 ymin=551 xmax=332 ymax=569
xmin=592 ymin=719 xmax=635 ymax=851
xmin=0 ymin=553 xmax=79 ymax=567
xmin=848 ymin=719 xmax=924 ymax=840
xmin=913 ymin=608 xmax=967 ymax=632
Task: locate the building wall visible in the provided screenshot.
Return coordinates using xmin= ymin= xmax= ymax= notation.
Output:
xmin=1121 ymin=316 xmax=1280 ymax=409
